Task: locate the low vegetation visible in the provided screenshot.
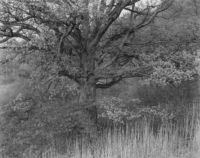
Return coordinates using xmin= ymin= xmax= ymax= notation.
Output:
xmin=4 ymin=101 xmax=198 ymax=158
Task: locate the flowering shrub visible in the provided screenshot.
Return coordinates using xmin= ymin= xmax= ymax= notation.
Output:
xmin=98 ymin=97 xmax=175 ymax=124
xmin=98 ymin=97 xmax=129 ymax=123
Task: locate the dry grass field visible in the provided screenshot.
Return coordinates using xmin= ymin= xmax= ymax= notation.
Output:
xmin=17 ymin=102 xmax=200 ymax=158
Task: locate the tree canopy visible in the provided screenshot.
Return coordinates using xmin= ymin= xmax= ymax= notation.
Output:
xmin=0 ymin=0 xmax=198 ymax=88
xmin=0 ymin=0 xmax=178 ymax=85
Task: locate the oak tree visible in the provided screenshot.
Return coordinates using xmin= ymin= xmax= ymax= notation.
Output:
xmin=0 ymin=0 xmax=181 ymax=131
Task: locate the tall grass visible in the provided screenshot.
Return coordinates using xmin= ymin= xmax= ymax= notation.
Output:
xmin=3 ymin=101 xmax=200 ymax=158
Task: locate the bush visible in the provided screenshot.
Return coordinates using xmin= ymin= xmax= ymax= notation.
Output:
xmin=0 ymin=82 xmax=82 ymax=157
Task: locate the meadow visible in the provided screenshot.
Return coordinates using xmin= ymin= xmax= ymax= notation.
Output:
xmin=11 ymin=101 xmax=200 ymax=158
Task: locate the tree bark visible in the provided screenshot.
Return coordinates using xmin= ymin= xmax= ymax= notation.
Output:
xmin=79 ymin=75 xmax=97 ymax=124
xmin=78 ymin=50 xmax=98 ymax=137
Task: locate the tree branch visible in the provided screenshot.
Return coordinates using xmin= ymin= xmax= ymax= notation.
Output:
xmin=90 ymin=0 xmax=139 ymax=48
xmin=13 ymin=32 xmax=31 ymax=41
xmin=96 ymin=66 xmax=153 ymax=88
xmin=58 ymin=69 xmax=82 ymax=83
xmin=0 ymin=16 xmax=33 ymax=25
xmin=57 ymin=23 xmax=75 ymax=58
xmin=135 ymin=0 xmax=174 ymax=30
xmin=97 ymin=66 xmax=153 ymax=79
xmin=0 ymin=26 xmax=31 ymax=42
xmin=0 ymin=37 xmax=10 ymax=44
xmin=96 ymin=76 xmax=122 ymax=89
xmin=102 ymin=0 xmax=174 ymax=49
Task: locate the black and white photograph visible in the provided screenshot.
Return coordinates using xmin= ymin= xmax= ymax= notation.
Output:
xmin=0 ymin=0 xmax=200 ymax=158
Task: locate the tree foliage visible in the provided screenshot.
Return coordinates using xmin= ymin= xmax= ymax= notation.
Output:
xmin=0 ymin=0 xmax=180 ymax=87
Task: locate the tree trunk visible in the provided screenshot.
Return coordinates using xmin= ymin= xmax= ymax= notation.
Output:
xmin=79 ymin=75 xmax=97 ymax=124
xmin=78 ymin=50 xmax=98 ymax=138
